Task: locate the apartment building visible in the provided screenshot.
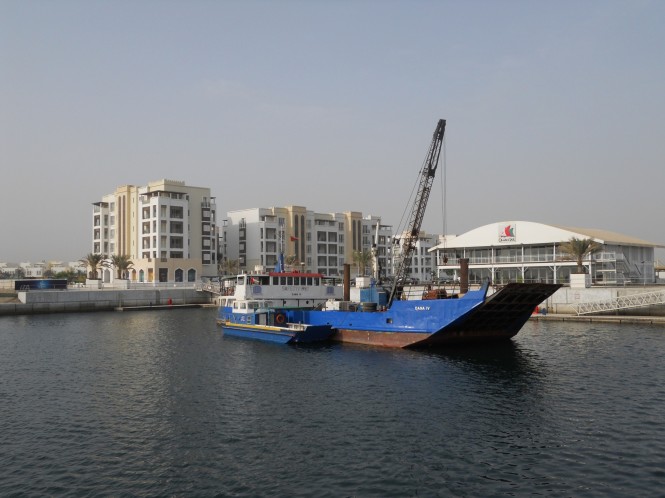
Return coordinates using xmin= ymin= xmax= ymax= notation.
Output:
xmin=92 ymin=179 xmax=218 ymax=282
xmin=223 ymin=207 xmax=393 ymax=278
xmin=391 ymin=231 xmax=437 ymax=283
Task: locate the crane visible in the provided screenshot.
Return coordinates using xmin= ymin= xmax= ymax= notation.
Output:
xmin=387 ymin=119 xmax=446 ymax=307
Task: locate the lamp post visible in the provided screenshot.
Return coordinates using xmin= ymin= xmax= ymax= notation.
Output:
xmin=641 ymin=261 xmax=651 ymax=286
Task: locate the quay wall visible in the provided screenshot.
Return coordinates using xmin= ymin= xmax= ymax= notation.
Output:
xmin=0 ymin=288 xmax=212 ymax=316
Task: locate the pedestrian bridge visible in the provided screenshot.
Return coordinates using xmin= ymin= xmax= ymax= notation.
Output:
xmin=572 ymin=289 xmax=665 ymax=315
xmin=196 ymin=281 xmax=222 ymax=295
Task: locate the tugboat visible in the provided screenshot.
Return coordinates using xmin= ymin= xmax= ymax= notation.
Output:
xmin=216 ymin=262 xmax=343 ymax=344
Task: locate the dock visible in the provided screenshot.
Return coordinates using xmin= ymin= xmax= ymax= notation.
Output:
xmin=114 ymin=303 xmax=212 ymax=312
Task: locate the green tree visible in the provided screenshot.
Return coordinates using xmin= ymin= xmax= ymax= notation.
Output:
xmin=219 ymin=258 xmax=239 ymax=276
xmin=80 ymin=253 xmax=105 ymax=279
xmin=352 ymin=250 xmax=373 ymax=276
xmin=559 ymin=237 xmax=602 ymax=274
xmin=42 ymin=261 xmax=54 ymax=279
xmin=104 ymin=254 xmax=134 ymax=279
xmin=285 ymin=255 xmax=300 ymax=271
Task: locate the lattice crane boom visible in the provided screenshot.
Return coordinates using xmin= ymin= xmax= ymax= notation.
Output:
xmin=388 ymin=119 xmax=446 ymax=307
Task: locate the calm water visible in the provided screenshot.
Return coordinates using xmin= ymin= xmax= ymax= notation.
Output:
xmin=1 ymin=309 xmax=664 ymax=497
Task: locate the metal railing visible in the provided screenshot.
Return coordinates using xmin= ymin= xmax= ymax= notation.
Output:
xmin=572 ymin=289 xmax=665 ymax=315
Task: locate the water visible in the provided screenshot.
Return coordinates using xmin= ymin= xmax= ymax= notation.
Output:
xmin=1 ymin=309 xmax=664 ymax=497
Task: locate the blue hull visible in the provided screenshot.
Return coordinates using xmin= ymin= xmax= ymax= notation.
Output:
xmin=295 ymin=285 xmax=489 ymax=333
xmin=220 ymin=323 xmax=334 ymax=344
xmin=217 ymin=283 xmax=561 ymax=348
xmin=282 ymin=283 xmax=561 ymax=348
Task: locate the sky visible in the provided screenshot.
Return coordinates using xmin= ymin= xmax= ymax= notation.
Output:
xmin=2 ymin=0 xmax=664 ymax=263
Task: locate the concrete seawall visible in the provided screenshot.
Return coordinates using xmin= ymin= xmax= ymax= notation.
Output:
xmin=0 ymin=288 xmax=212 ymax=316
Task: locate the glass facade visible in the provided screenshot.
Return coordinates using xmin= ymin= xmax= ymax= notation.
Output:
xmin=435 ymin=240 xmax=656 ymax=285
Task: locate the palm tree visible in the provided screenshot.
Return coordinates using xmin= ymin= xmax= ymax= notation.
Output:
xmin=219 ymin=258 xmax=239 ymax=276
xmin=352 ymin=250 xmax=373 ymax=277
xmin=42 ymin=261 xmax=54 ymax=279
xmin=104 ymin=254 xmax=134 ymax=279
xmin=559 ymin=237 xmax=602 ymax=274
xmin=80 ymin=253 xmax=104 ymax=280
xmin=285 ymin=255 xmax=300 ymax=271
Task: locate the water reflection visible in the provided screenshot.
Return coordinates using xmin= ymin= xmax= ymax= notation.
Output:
xmin=421 ymin=340 xmax=544 ymax=381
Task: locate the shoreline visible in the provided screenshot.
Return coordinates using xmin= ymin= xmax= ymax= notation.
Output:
xmin=0 ymin=288 xmax=212 ymax=316
xmin=2 ymin=287 xmax=664 ymax=325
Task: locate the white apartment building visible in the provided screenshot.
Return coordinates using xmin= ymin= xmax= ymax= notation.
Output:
xmin=92 ymin=179 xmax=218 ymax=283
xmin=391 ymin=231 xmax=437 ymax=283
xmin=20 ymin=262 xmax=45 ymax=278
xmin=223 ymin=207 xmax=393 ymax=278
xmin=0 ymin=261 xmax=85 ymax=278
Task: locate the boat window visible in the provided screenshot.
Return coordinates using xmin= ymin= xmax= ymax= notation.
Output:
xmin=280 ymin=276 xmax=286 ymax=285
xmin=272 ymin=276 xmax=278 ymax=285
xmin=239 ymin=302 xmax=247 ymax=310
xmin=294 ymin=277 xmax=300 ymax=285
xmin=314 ymin=277 xmax=319 ymax=286
xmin=306 ymin=277 xmax=312 ymax=286
xmin=287 ymin=277 xmax=293 ymax=285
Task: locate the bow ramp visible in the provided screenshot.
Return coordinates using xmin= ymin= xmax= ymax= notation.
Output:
xmin=573 ymin=289 xmax=665 ymax=315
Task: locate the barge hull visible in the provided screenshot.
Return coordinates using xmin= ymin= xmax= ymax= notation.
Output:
xmin=329 ymin=283 xmax=561 ymax=349
xmin=330 ymin=329 xmax=428 ymax=348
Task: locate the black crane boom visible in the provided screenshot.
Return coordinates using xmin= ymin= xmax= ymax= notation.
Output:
xmin=388 ymin=119 xmax=446 ymax=307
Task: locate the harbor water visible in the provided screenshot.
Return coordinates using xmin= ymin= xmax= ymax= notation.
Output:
xmin=1 ymin=309 xmax=664 ymax=496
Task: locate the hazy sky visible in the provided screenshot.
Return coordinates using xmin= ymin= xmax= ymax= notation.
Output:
xmin=2 ymin=0 xmax=664 ymax=263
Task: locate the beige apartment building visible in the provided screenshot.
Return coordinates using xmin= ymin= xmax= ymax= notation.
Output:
xmin=92 ymin=179 xmax=218 ymax=283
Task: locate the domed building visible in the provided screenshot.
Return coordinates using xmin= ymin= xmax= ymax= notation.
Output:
xmin=431 ymin=221 xmax=663 ymax=286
